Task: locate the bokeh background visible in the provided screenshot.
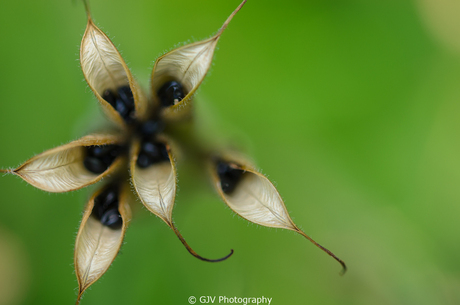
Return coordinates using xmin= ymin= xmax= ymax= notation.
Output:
xmin=1 ymin=0 xmax=460 ymax=304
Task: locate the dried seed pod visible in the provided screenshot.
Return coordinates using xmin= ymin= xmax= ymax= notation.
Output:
xmin=130 ymin=138 xmax=176 ymax=223
xmin=12 ymin=134 xmax=124 ymax=193
xmin=74 ymin=181 xmax=132 ymax=304
xmin=80 ymin=5 xmax=148 ymax=125
xmin=210 ymin=156 xmax=347 ymax=274
xmin=130 ymin=137 xmax=233 ymax=262
xmin=151 ymin=0 xmax=247 ymax=121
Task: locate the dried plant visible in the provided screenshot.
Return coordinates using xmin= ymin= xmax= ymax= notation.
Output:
xmin=1 ymin=0 xmax=346 ymax=303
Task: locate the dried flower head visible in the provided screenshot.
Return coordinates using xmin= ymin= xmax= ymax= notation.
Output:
xmin=1 ymin=0 xmax=346 ymax=303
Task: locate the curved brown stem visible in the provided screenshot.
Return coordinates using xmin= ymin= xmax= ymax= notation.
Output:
xmin=171 ymin=224 xmax=234 ymax=263
xmin=75 ymin=292 xmax=82 ymax=305
xmin=296 ymin=229 xmax=347 ymax=275
xmin=0 ymin=169 xmax=9 ymax=173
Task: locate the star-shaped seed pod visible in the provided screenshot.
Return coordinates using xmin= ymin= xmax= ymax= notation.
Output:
xmin=1 ymin=0 xmax=346 ymax=303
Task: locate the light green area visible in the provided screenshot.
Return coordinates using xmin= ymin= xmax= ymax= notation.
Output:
xmin=1 ymin=0 xmax=460 ymax=304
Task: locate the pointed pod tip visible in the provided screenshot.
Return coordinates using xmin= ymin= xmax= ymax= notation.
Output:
xmin=81 ymin=0 xmax=91 ymax=20
xmin=217 ymin=0 xmax=248 ymax=36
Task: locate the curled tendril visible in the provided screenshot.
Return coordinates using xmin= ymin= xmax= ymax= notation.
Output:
xmin=296 ymin=229 xmax=347 ymax=275
xmin=170 ymin=223 xmax=234 ymax=262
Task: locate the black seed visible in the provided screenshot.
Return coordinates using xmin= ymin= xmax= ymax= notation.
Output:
xmin=115 ymin=99 xmax=128 ymax=117
xmin=102 ymin=87 xmax=136 ymax=123
xmin=136 ymin=152 xmax=152 ymax=168
xmin=84 ymin=156 xmax=107 ymax=174
xmin=158 ymin=81 xmax=185 ymax=107
xmin=216 ymin=161 xmax=245 ymax=194
xmin=84 ymin=145 xmax=122 ymax=174
xmin=95 ymin=189 xmax=117 ymax=217
xmin=138 ymin=120 xmax=164 ymax=137
xmin=142 ymin=142 xmax=161 ymax=159
xmin=117 ymin=86 xmax=135 ymax=108
xmin=100 ymin=208 xmax=123 ymax=229
xmin=88 ymin=145 xmax=113 ymax=157
xmin=102 ymin=189 xmax=117 ymax=207
xmin=136 ymin=141 xmax=169 ymax=168
xmin=93 ymin=186 xmax=123 ymax=230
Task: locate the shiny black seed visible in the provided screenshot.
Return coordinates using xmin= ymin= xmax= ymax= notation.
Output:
xmin=93 ymin=187 xmax=123 ymax=230
xmin=142 ymin=142 xmax=161 ymax=159
xmin=102 ymin=87 xmax=136 ymax=123
xmin=84 ymin=145 xmax=122 ymax=174
xmin=136 ymin=141 xmax=169 ymax=168
xmin=84 ymin=156 xmax=107 ymax=174
xmin=102 ymin=189 xmax=117 ymax=207
xmin=158 ymin=81 xmax=185 ymax=107
xmin=117 ymin=86 xmax=135 ymax=107
xmin=115 ymin=99 xmax=128 ymax=117
xmin=138 ymin=120 xmax=164 ymax=137
xmin=100 ymin=208 xmax=122 ymax=229
xmin=136 ymin=152 xmax=152 ymax=168
xmin=88 ymin=145 xmax=113 ymax=157
xmin=95 ymin=189 xmax=117 ymax=217
xmin=216 ymin=161 xmax=245 ymax=194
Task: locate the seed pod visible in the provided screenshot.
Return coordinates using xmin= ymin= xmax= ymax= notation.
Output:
xmin=130 ymin=137 xmax=176 ymax=224
xmin=130 ymin=137 xmax=233 ymax=262
xmin=74 ymin=181 xmax=132 ymax=304
xmin=80 ymin=5 xmax=148 ymax=125
xmin=209 ymin=155 xmax=347 ymax=274
xmin=12 ymin=134 xmax=124 ymax=193
xmin=151 ymin=0 xmax=247 ymax=121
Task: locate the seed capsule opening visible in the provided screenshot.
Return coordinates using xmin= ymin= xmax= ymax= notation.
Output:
xmin=216 ymin=161 xmax=246 ymax=194
xmin=92 ymin=185 xmax=123 ymax=230
xmin=102 ymin=86 xmax=136 ymax=123
xmin=84 ymin=145 xmax=122 ymax=174
xmin=136 ymin=141 xmax=170 ymax=168
xmin=137 ymin=120 xmax=165 ymax=137
xmin=157 ymin=81 xmax=186 ymax=107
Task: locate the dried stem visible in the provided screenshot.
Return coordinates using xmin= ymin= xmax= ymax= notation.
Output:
xmin=81 ymin=0 xmax=91 ymax=19
xmin=296 ymin=228 xmax=347 ymax=275
xmin=75 ymin=292 xmax=82 ymax=305
xmin=171 ymin=224 xmax=234 ymax=262
xmin=216 ymin=0 xmax=247 ymax=37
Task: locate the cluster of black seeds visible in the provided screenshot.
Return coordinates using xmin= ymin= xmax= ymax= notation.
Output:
xmin=135 ymin=115 xmax=169 ymax=169
xmin=103 ymin=86 xmax=135 ymax=123
xmin=216 ymin=161 xmax=245 ymax=194
xmin=137 ymin=140 xmax=170 ymax=168
xmin=92 ymin=185 xmax=122 ymax=230
xmin=137 ymin=120 xmax=164 ymax=138
xmin=158 ymin=81 xmax=185 ymax=107
xmin=84 ymin=145 xmax=122 ymax=174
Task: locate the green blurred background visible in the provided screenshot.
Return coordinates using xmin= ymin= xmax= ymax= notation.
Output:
xmin=1 ymin=0 xmax=460 ymax=304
